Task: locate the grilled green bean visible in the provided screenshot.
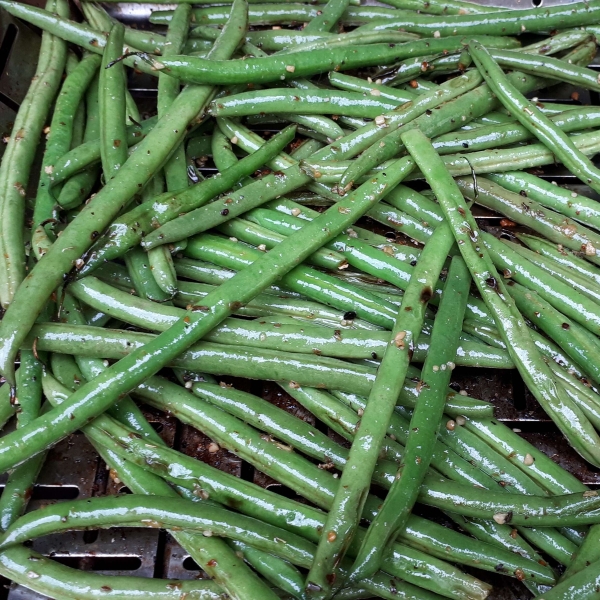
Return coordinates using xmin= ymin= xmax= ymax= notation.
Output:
xmin=517 ymin=234 xmax=600 ymax=287
xmin=306 ymin=222 xmax=455 ymax=596
xmin=468 ymin=41 xmax=600 ymax=195
xmin=488 ymin=171 xmax=600 ymax=233
xmin=457 ymin=176 xmax=600 ymax=267
xmin=0 ymin=546 xmax=227 ymax=600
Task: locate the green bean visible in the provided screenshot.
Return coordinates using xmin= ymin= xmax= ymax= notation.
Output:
xmin=355 ymin=0 xmax=600 ymax=35
xmin=483 ymin=232 xmax=600 ymax=338
xmin=504 ymin=281 xmax=600 ymax=387
xmin=306 ymin=222 xmax=455 ymax=596
xmin=488 ymin=171 xmax=600 ymax=233
xmin=51 ymin=116 xmax=158 ymax=186
xmin=0 ymin=0 xmax=68 ymax=308
xmin=246 ymin=207 xmax=492 ymax=323
xmin=72 ymin=273 xmax=376 ymax=329
xmin=190 ymin=381 xmax=555 ymax=585
xmin=351 ymin=255 xmax=471 ymax=582
xmin=227 ymin=540 xmax=305 ymax=600
xmin=0 ymin=155 xmax=419 ymax=473
xmin=278 ymin=30 xmax=424 ymax=54
xmin=47 ymin=380 xmax=490 ymax=600
xmin=133 ymin=377 xmax=521 ymax=597
xmin=57 ymin=74 xmax=101 ymax=209
xmin=124 ymin=245 xmax=172 ymax=302
xmin=99 ymin=23 xmax=128 ymax=179
xmin=151 ymin=4 xmax=400 ymax=26
xmin=0 ymin=0 xmax=248 ymax=386
xmin=148 ymin=245 xmax=178 ymax=296
xmin=463 ymin=319 xmax=587 ymax=381
xmin=0 ymin=494 xmax=319 ymax=570
xmin=96 ymin=69 xmax=488 ymax=268
xmin=85 ymin=124 xmax=296 ymax=262
xmin=182 ymin=233 xmax=404 ymax=329
xmin=377 ymin=0 xmax=501 ymax=15
xmin=209 ymin=89 xmax=400 ymax=119
xmin=0 ymin=353 xmax=45 ymax=532
xmin=488 ymin=48 xmax=600 ymax=93
xmin=0 ymin=546 xmax=227 ymax=600
xmin=303 ymin=0 xmax=350 ymax=33
xmin=469 ymin=41 xmax=600 ymax=196
xmin=141 ymin=37 xmax=514 ymax=86
xmin=0 ymin=378 xmax=16 ymax=432
xmin=517 ymin=233 xmax=600 ymax=287
xmin=44 ymin=365 xmax=282 ymax=600
xmin=539 ymin=557 xmax=600 ymax=600
xmin=401 ymin=126 xmax=600 ymax=468
xmin=502 ymin=237 xmax=600 ymax=307
xmin=159 ymin=4 xmax=192 ymax=192
xmin=327 ymin=72 xmax=415 ymax=104
xmin=247 ymin=114 xmax=344 ymax=142
xmin=457 ymin=176 xmax=600 ymax=268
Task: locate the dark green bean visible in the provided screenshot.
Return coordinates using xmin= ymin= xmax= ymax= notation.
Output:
xmin=517 ymin=234 xmax=600 ymax=288
xmin=457 ymin=176 xmax=600 ymax=268
xmin=306 ymin=222 xmax=455 ymax=596
xmin=209 ymin=89 xmax=400 ymax=118
xmin=0 ymin=0 xmax=68 ymax=308
xmin=84 ymin=124 xmax=296 ymax=261
xmin=99 ymin=23 xmax=128 ymax=179
xmin=488 ymin=171 xmax=600 ymax=233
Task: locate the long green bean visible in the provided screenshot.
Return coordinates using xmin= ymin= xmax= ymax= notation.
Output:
xmin=350 ymin=255 xmax=471 ymax=581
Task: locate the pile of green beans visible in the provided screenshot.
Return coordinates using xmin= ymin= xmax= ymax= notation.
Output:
xmin=3 ymin=0 xmax=600 ymax=597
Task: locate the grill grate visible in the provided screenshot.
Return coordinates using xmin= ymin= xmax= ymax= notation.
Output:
xmin=1 ymin=2 xmax=600 ymax=598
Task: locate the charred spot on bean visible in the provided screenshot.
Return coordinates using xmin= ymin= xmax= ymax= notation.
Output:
xmin=420 ymin=286 xmax=433 ymax=303
xmin=519 ymin=190 xmax=527 ymax=197
xmin=371 ymin=352 xmax=378 ymax=359
xmin=410 ymin=260 xmax=417 ymax=266
xmin=343 ymin=311 xmax=357 ymax=320
xmin=221 ymin=209 xmax=230 ymax=216
xmin=562 ymin=322 xmax=570 ymax=329
xmin=486 ymin=277 xmax=497 ymax=289
xmin=229 ymin=301 xmax=243 ymax=311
